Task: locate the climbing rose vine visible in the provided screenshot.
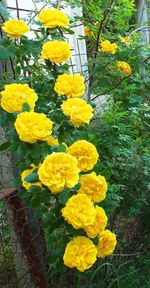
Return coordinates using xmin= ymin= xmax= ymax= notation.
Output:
xmin=0 ymin=7 xmax=117 ymax=272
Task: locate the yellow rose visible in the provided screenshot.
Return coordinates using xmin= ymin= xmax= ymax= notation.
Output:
xmin=54 ymin=73 xmax=85 ymax=98
xmin=61 ymin=194 xmax=96 ymax=229
xmin=47 ymin=135 xmax=59 ymax=146
xmin=21 ymin=164 xmax=41 ymax=191
xmin=61 ymin=98 xmax=93 ymax=127
xmin=67 ymin=140 xmax=99 ymax=172
xmin=38 ymin=152 xmax=79 ymax=192
xmin=2 ymin=19 xmax=29 ymax=38
xmin=63 ymin=236 xmax=97 ymax=272
xmin=97 ymin=230 xmax=117 ymax=258
xmin=100 ymin=40 xmax=118 ymax=54
xmin=84 ymin=206 xmax=107 ymax=238
xmin=0 ymin=83 xmax=38 ymax=113
xmin=78 ymin=172 xmax=107 ymax=203
xmin=38 ymin=8 xmax=69 ymax=29
xmin=84 ymin=26 xmax=93 ymax=37
xmin=41 ymin=40 xmax=72 ymax=63
xmin=14 ymin=112 xmax=53 ymax=143
xmin=121 ymin=36 xmax=132 ymax=44
xmin=117 ymin=61 xmax=132 ymax=75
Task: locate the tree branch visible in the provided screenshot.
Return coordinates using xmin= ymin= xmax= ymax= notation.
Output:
xmin=91 ymin=72 xmax=133 ymax=100
xmin=87 ymin=0 xmax=115 ymax=100
xmin=92 ymin=54 xmax=150 ymax=101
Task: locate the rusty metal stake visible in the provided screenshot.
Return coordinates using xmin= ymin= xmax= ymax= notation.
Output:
xmin=0 ymin=188 xmax=50 ymax=288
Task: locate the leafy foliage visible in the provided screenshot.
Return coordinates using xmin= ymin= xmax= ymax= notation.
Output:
xmin=0 ymin=0 xmax=149 ymax=286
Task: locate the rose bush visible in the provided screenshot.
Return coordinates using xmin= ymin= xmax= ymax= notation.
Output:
xmin=0 ymin=3 xmax=117 ymax=277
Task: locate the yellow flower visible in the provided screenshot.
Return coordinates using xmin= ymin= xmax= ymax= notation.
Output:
xmin=121 ymin=36 xmax=132 ymax=44
xmin=21 ymin=164 xmax=41 ymax=191
xmin=97 ymin=230 xmax=117 ymax=258
xmin=14 ymin=112 xmax=53 ymax=144
xmin=54 ymin=73 xmax=85 ymax=98
xmin=100 ymin=40 xmax=118 ymax=54
xmin=67 ymin=140 xmax=99 ymax=172
xmin=63 ymin=236 xmax=97 ymax=272
xmin=41 ymin=40 xmax=72 ymax=63
xmin=38 ymin=8 xmax=69 ymax=29
xmin=0 ymin=83 xmax=38 ymax=113
xmin=117 ymin=61 xmax=132 ymax=75
xmin=61 ymin=194 xmax=96 ymax=229
xmin=84 ymin=26 xmax=93 ymax=37
xmin=78 ymin=172 xmax=107 ymax=203
xmin=38 ymin=152 xmax=79 ymax=193
xmin=2 ymin=19 xmax=29 ymax=38
xmin=47 ymin=135 xmax=59 ymax=146
xmin=84 ymin=206 xmax=107 ymax=238
xmin=61 ymin=98 xmax=93 ymax=127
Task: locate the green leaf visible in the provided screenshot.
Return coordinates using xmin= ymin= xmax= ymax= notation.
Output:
xmin=17 ymin=144 xmax=27 ymax=158
xmin=30 ymin=195 xmax=41 ymax=208
xmin=64 ymin=27 xmax=75 ymax=35
xmin=89 ymin=101 xmax=96 ymax=108
xmin=70 ymin=182 xmax=81 ymax=191
xmin=0 ymin=49 xmax=9 ymax=61
xmin=58 ymin=144 xmax=66 ymax=152
xmin=22 ymin=103 xmax=30 ymax=112
xmin=28 ymin=185 xmax=42 ymax=193
xmin=0 ymin=142 xmax=10 ymax=152
xmin=58 ymin=189 xmax=70 ymax=205
xmin=24 ymin=172 xmax=39 ymax=183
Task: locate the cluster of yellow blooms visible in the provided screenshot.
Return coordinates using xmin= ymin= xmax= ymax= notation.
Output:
xmin=1 ymin=9 xmax=118 ymax=273
xmin=37 ymin=139 xmax=116 ymax=271
xmin=99 ymin=40 xmax=132 ymax=75
xmin=21 ymin=138 xmax=116 ymax=271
